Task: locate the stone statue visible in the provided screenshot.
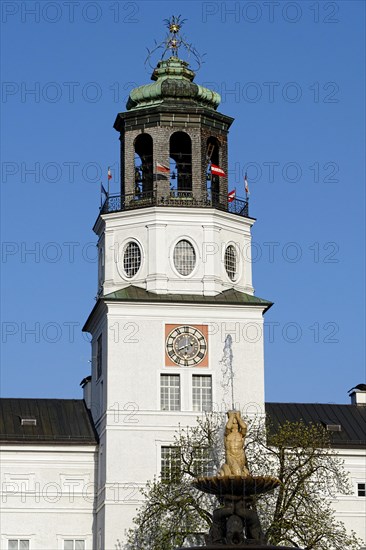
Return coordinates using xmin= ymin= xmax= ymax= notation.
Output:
xmin=207 ymin=495 xmax=265 ymax=545
xmin=191 ymin=409 xmax=284 ymax=548
xmin=219 ymin=410 xmax=250 ymax=477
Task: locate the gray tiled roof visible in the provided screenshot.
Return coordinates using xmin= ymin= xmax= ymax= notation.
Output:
xmin=83 ymin=286 xmax=273 ymax=332
xmin=265 ymin=402 xmax=366 ymax=449
xmin=104 ymin=286 xmax=273 ymax=308
xmin=0 ymin=399 xmax=98 ymax=444
xmin=1 ymin=398 xmax=364 ymax=449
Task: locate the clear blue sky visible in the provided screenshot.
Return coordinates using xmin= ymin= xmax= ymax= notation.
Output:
xmin=1 ymin=1 xmax=365 ymax=404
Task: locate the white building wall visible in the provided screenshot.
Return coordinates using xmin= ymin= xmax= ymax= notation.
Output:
xmin=0 ymin=445 xmax=97 ymax=550
xmin=332 ymin=449 xmax=366 ymax=546
xmin=95 ymin=207 xmax=255 ymax=297
xmin=87 ymin=186 xmax=264 ymax=546
xmin=103 ymin=302 xmax=265 ymax=412
xmin=86 ymin=299 xmax=267 ymax=547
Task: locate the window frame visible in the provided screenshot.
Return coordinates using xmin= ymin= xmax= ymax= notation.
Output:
xmin=224 ymin=244 xmax=238 ymax=282
xmin=192 ymin=374 xmax=212 ymax=412
xmin=172 ymin=238 xmax=197 ymax=277
xmin=123 ymin=241 xmax=142 ymax=279
xmin=357 ymin=482 xmax=366 ymax=497
xmin=8 ymin=541 xmax=30 ymax=550
xmin=63 ymin=540 xmax=86 ymax=550
xmin=161 ymin=445 xmax=181 ymax=482
xmin=160 ymin=374 xmax=181 ymax=411
xmin=191 ymin=446 xmax=215 ymax=477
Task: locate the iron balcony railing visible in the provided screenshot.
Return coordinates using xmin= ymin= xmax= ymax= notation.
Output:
xmin=101 ymin=189 xmax=249 ymax=218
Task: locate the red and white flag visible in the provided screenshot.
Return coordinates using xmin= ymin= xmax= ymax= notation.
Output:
xmin=228 ymin=189 xmax=236 ymax=202
xmin=244 ymin=172 xmax=250 ymax=195
xmin=108 ymin=167 xmax=112 ymax=180
xmin=156 ymin=162 xmax=170 ymax=174
xmin=211 ymin=163 xmax=226 ymax=177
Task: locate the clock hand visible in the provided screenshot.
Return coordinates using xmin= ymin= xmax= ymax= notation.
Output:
xmin=178 ymin=337 xmax=190 ymax=351
xmin=178 ymin=339 xmax=196 ymax=352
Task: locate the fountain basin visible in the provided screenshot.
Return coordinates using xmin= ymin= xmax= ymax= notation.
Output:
xmin=193 ymin=475 xmax=280 ymax=498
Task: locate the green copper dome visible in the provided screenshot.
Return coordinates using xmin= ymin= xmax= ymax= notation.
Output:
xmin=126 ymin=57 xmax=221 ymax=111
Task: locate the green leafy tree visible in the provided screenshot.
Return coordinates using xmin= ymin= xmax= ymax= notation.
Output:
xmin=125 ymin=414 xmax=222 ymax=550
xmin=246 ymin=418 xmax=362 ymax=549
xmin=125 ymin=413 xmax=362 ymax=550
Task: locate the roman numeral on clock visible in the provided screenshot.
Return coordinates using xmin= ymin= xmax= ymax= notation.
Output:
xmin=166 ymin=325 xmax=207 ymax=367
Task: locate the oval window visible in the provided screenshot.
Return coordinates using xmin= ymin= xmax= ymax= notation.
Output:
xmin=173 ymin=239 xmax=196 ymax=276
xmin=123 ymin=242 xmax=142 ymax=278
xmin=224 ymin=245 xmax=237 ymax=281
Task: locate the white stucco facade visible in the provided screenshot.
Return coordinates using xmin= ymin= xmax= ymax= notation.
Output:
xmin=0 ymin=444 xmax=97 ymax=550
xmin=84 ymin=202 xmax=269 ymax=548
xmin=1 ymin=431 xmax=365 ymax=549
xmin=332 ymin=449 xmax=366 ymax=545
xmin=95 ymin=206 xmax=255 ymax=297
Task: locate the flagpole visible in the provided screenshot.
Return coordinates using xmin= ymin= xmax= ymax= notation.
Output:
xmin=101 ymin=180 xmax=109 ymax=209
xmin=154 ymin=161 xmax=159 ymax=202
xmin=244 ymin=172 xmax=249 ymax=202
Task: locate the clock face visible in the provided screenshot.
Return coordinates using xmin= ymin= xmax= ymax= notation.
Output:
xmin=166 ymin=326 xmax=207 ymax=367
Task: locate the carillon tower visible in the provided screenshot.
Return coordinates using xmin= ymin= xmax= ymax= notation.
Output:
xmin=83 ymin=18 xmax=272 ymax=548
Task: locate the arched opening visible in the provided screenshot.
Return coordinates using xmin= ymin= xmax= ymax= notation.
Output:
xmin=134 ymin=134 xmax=153 ymax=196
xmin=169 ymin=132 xmax=192 ymax=194
xmin=206 ymin=137 xmax=221 ymax=198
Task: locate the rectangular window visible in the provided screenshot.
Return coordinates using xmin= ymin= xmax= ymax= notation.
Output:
xmin=20 ymin=418 xmax=36 ymax=426
xmin=161 ymin=446 xmax=181 ymax=482
xmin=96 ymin=334 xmax=103 ymax=380
xmin=160 ymin=374 xmax=180 ymax=411
xmin=192 ymin=447 xmax=214 ymax=477
xmin=192 ymin=375 xmax=212 ymax=412
xmin=63 ymin=541 xmax=85 ymax=550
xmin=8 ymin=542 xmax=29 ymax=550
xmin=357 ymin=483 xmax=366 ymax=497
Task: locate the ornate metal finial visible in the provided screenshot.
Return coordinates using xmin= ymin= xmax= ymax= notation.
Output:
xmin=145 ymin=15 xmax=204 ymax=71
xmin=165 ymin=14 xmax=183 ymax=57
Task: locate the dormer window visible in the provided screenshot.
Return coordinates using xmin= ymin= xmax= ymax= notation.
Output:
xmin=325 ymin=424 xmax=342 ymax=432
xmin=20 ymin=418 xmax=37 ymax=426
xmin=321 ymin=420 xmax=342 ymax=432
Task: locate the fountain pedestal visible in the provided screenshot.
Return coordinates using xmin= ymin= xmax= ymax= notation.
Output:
xmin=176 ymin=475 xmax=301 ymax=549
xmin=176 ymin=411 xmax=301 ymax=549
